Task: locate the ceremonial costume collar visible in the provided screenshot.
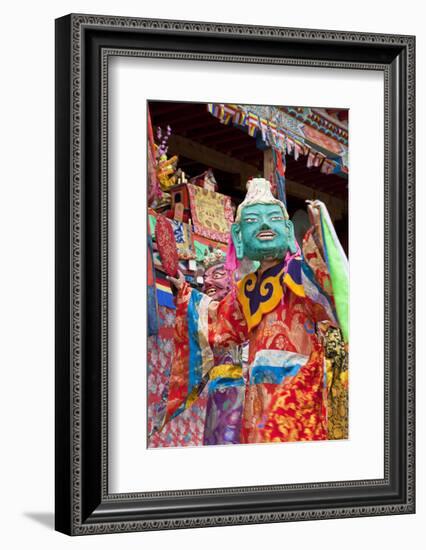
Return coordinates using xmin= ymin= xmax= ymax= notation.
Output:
xmin=237 ymin=256 xmax=305 ymax=332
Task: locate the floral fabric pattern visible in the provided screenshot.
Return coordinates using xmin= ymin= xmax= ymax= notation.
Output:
xmin=148 ymin=306 xmax=208 ymax=447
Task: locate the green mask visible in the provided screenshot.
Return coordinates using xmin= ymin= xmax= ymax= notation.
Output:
xmin=231 ymin=203 xmax=297 ymax=261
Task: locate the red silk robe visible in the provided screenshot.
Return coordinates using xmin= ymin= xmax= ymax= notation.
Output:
xmin=167 ymin=228 xmax=340 ymax=444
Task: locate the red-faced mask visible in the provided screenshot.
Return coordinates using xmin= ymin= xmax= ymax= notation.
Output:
xmin=202 ymin=263 xmax=231 ymax=301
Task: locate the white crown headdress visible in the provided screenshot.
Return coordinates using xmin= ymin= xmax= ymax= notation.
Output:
xmin=235 ymin=178 xmax=289 ymax=223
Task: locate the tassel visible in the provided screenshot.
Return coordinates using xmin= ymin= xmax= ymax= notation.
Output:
xmin=224 ymin=234 xmax=240 ymax=300
xmin=225 ymin=233 xmax=238 ymax=274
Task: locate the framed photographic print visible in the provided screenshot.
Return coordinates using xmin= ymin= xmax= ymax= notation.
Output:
xmin=55 ymin=14 xmax=415 ymax=535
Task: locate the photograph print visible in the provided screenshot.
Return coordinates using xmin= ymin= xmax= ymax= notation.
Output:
xmin=146 ymin=101 xmax=349 ymax=449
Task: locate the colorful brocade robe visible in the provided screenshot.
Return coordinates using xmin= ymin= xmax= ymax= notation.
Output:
xmin=163 ymin=286 xmax=245 ymax=445
xmin=165 ymin=225 xmax=348 ymax=444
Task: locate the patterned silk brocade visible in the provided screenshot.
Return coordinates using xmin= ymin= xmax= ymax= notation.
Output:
xmin=187 ymin=183 xmax=234 ymax=243
xmin=165 ymin=283 xmax=197 ymax=420
xmin=148 ymin=306 xmax=208 ymax=448
xmin=303 ymin=227 xmax=334 ymax=298
xmin=161 ymin=219 xmax=349 ymax=445
xmin=323 ymin=325 xmax=349 ymax=440
xmin=165 ymin=284 xmax=246 ymax=445
xmin=203 ymin=384 xmax=245 ymax=445
xmin=259 ymin=343 xmax=327 ymax=443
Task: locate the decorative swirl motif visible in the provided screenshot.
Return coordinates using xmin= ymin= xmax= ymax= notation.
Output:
xmin=259 ymin=280 xmax=274 ymax=300
xmin=237 ymin=261 xmax=288 ymax=332
xmin=244 ymin=261 xmax=284 ymax=316
xmin=243 ymin=273 xmax=256 ymax=295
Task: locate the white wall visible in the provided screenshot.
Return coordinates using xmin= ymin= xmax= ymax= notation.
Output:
xmin=0 ymin=0 xmax=423 ymax=547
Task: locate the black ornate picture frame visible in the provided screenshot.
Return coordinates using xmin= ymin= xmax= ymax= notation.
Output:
xmin=55 ymin=14 xmax=415 ymax=535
